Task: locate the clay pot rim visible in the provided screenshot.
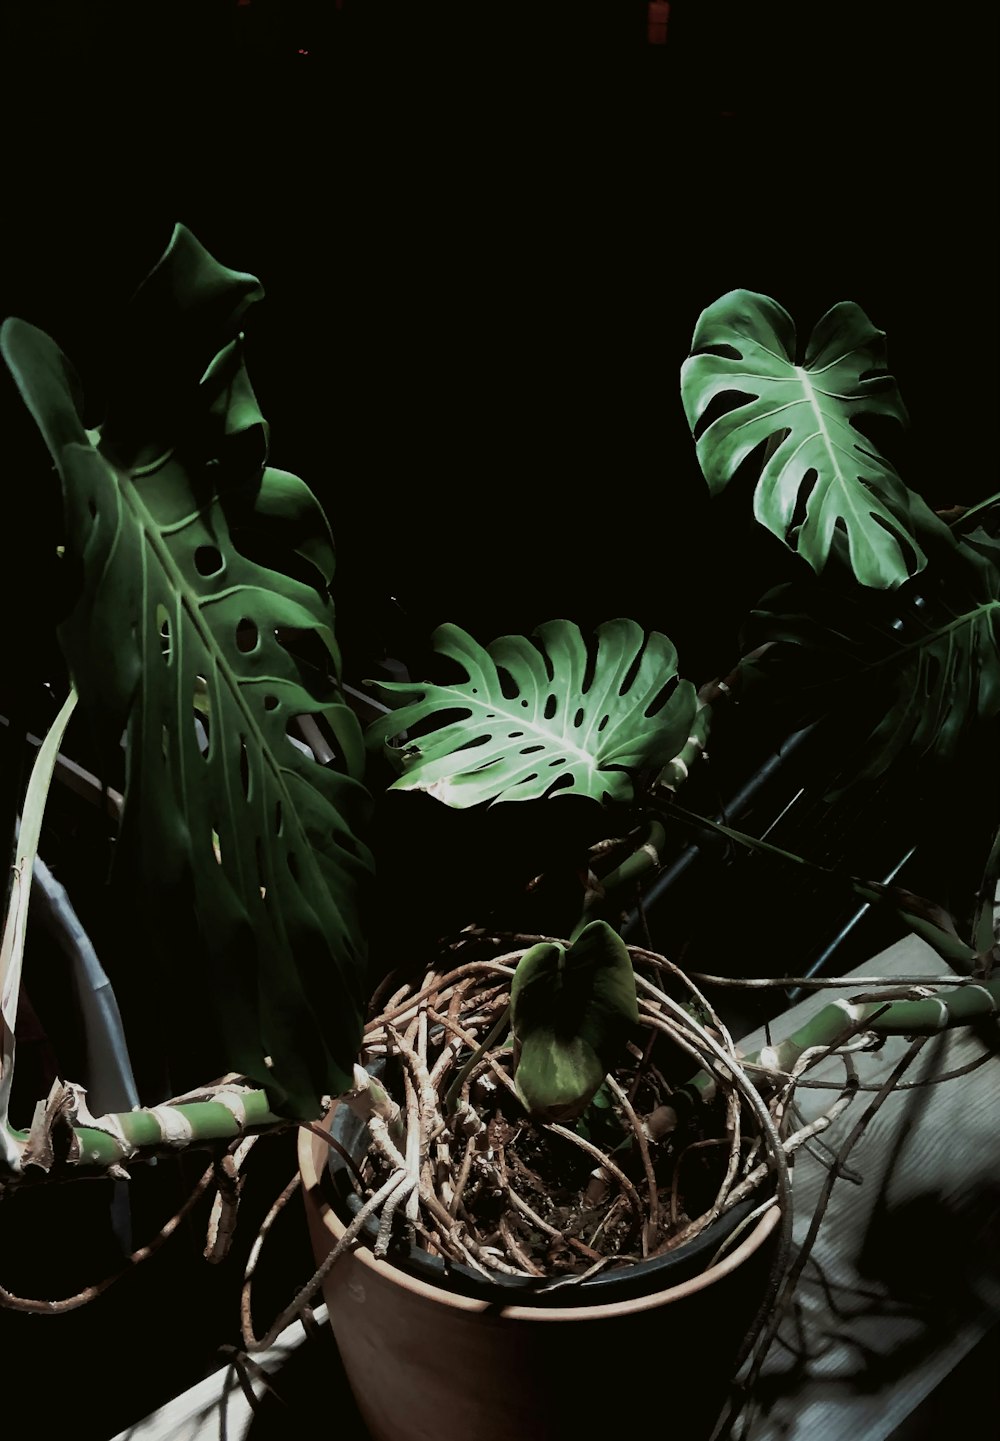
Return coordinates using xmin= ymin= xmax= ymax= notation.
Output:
xmin=298 ymin=1113 xmax=782 ymax=1324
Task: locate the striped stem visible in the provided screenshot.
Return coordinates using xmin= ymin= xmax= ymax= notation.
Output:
xmin=683 ymin=976 xmax=1000 ymax=1105
xmin=2 ymin=1080 xmax=285 ymax=1181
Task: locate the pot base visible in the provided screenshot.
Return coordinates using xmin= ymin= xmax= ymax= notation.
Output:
xmin=299 ymin=1109 xmax=781 ymax=1441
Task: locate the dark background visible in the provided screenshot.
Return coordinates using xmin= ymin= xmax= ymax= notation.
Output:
xmin=0 ymin=5 xmax=996 ymax=1437
xmin=2 ymin=2 xmax=997 ymax=689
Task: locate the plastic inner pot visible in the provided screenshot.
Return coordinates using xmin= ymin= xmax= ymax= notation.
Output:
xmin=323 ymin=1068 xmax=776 ymax=1309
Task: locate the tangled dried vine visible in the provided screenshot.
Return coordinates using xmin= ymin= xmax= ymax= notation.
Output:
xmin=341 ymin=937 xmax=795 ymax=1289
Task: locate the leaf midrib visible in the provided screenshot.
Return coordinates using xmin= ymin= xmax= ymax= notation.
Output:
xmin=867 ymin=598 xmax=1000 ymax=673
xmin=413 ymin=681 xmax=604 ymax=774
xmin=112 ymin=451 xmax=321 ymax=858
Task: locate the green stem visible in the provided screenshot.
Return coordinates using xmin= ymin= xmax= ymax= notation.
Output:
xmin=595 ymin=821 xmax=667 ymax=896
xmin=682 ymin=975 xmax=1000 ymax=1105
xmin=3 ymin=1086 xmax=285 ymax=1181
xmin=947 ymin=490 xmax=1000 ymax=533
xmin=656 ymin=703 xmax=712 ymax=793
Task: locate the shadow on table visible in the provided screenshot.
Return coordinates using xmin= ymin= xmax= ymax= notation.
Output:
xmin=243 ymin=1321 xmax=371 ymax=1441
xmin=751 ymin=1179 xmax=1000 ymax=1435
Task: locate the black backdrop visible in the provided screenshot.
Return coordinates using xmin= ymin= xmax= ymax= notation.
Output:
xmin=2 ymin=1 xmax=997 ymax=690
xmin=0 ymin=7 xmax=997 ymax=1436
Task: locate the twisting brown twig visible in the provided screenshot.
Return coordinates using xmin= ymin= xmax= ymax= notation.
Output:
xmin=244 ymin=1167 xmax=408 ymax=1352
xmin=605 ymin=1074 xmax=660 ymax=1251
xmin=0 ymin=1160 xmax=216 ymax=1314
xmin=241 ymin=1173 xmax=302 ymax=1347
xmin=205 ymin=1136 xmax=257 ymax=1263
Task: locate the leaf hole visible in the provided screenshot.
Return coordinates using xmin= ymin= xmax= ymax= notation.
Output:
xmin=211 ymin=826 xmax=222 ymax=865
xmin=193 ymin=677 xmax=211 ymax=756
xmin=285 ymin=724 xmax=313 ymax=761
xmin=581 ymin=647 xmax=597 ymax=695
xmin=194 ymin=545 xmax=225 ymax=577
xmin=236 ymin=619 xmax=260 ymax=654
xmin=404 ymin=708 xmax=470 ymax=743
xmin=645 ymin=675 xmax=679 ymax=717
xmin=508 ymin=730 xmax=524 ymax=739
xmin=274 ymin=626 xmax=336 ymax=685
xmin=156 ymin=605 xmax=171 ymax=662
xmin=618 ymin=645 xmax=645 ymax=697
xmin=264 ymin=694 xmax=280 ymax=711
xmin=543 ymin=694 xmax=557 ymax=720
xmin=88 ymin=499 xmax=98 ymax=519
xmin=597 ymin=714 xmax=610 ymax=732
xmin=795 ymin=469 xmax=818 ymax=538
xmin=274 ymin=800 xmax=283 ymax=836
xmin=256 ymin=837 xmax=268 ymax=901
xmin=520 ymin=744 xmax=545 ymax=755
xmin=548 ymin=757 xmax=567 ymax=767
xmin=239 ymin=737 xmax=251 ymax=800
xmin=692 ymin=343 xmax=742 ymax=361
xmin=299 ymin=711 xmax=350 ymax=771
xmin=496 ymin=666 xmax=519 ymax=701
xmin=573 ymin=707 xmax=585 ymax=728
xmin=870 ymin=513 xmax=921 ymax=576
xmin=161 ymin=725 xmax=169 ymax=764
xmin=455 ymin=735 xmax=491 ymax=753
xmin=548 ymin=773 xmax=575 ymax=794
xmin=692 ymin=389 xmax=756 ymax=444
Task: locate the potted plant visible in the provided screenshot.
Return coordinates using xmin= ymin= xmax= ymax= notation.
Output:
xmin=2 ymin=226 xmax=997 ymax=1439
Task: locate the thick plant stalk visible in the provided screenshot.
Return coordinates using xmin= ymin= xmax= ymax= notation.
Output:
xmin=683 ymin=976 xmax=1000 ymax=1107
xmin=3 ymin=968 xmax=996 ymax=1184
xmin=2 ymin=1078 xmax=285 ymax=1181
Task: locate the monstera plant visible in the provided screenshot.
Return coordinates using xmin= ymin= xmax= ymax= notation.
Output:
xmin=2 ymin=226 xmax=374 ymax=1163
xmin=2 ymin=226 xmax=1000 ymax=1441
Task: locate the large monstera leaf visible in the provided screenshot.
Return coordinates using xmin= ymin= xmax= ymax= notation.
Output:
xmin=1 ymin=225 xmax=373 ymax=1119
xmin=682 ymin=290 xmax=943 ymax=590
xmin=369 ymin=619 xmax=697 ymax=807
xmin=746 ymin=529 xmax=1000 ymax=786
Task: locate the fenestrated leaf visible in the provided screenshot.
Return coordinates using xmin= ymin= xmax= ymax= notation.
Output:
xmin=746 ymin=528 xmax=1000 ymax=787
xmin=100 ymin=222 xmax=266 ymax=470
xmin=0 ymin=225 xmax=373 ymax=1120
xmin=510 ymin=920 xmax=638 ymax=1121
xmin=682 ymin=290 xmax=943 ymax=590
xmin=369 ymin=618 xmax=697 ymax=808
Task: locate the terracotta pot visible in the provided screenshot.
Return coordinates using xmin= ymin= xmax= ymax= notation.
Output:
xmin=298 ymin=1109 xmax=782 ymax=1441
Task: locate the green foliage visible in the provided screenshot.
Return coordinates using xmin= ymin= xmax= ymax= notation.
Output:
xmin=509 ymin=921 xmax=638 ymax=1121
xmin=369 ymin=618 xmax=697 ymax=808
xmin=747 ymin=529 xmax=1000 ymax=785
xmin=6 ymin=229 xmax=999 ymax=1170
xmin=1 ymin=225 xmax=373 ymax=1119
xmin=682 ymin=289 xmax=948 ymax=590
